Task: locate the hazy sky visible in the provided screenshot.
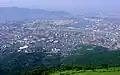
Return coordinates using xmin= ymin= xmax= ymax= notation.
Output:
xmin=0 ymin=0 xmax=119 ymax=12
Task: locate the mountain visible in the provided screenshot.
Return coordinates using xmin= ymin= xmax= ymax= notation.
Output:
xmin=0 ymin=7 xmax=74 ymax=21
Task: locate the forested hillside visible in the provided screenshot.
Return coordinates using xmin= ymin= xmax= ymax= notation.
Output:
xmin=0 ymin=45 xmax=120 ymax=75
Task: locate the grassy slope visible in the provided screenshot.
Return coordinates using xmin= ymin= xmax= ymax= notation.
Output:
xmin=51 ymin=70 xmax=120 ymax=75
xmin=73 ymin=72 xmax=120 ymax=75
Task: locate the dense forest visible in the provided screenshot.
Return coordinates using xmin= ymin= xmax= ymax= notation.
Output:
xmin=0 ymin=45 xmax=120 ymax=75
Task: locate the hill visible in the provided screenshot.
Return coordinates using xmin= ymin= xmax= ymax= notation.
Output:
xmin=0 ymin=52 xmax=61 ymax=72
xmin=70 ymin=44 xmax=109 ymax=55
xmin=0 ymin=44 xmax=120 ymax=75
xmin=0 ymin=7 xmax=74 ymax=21
xmin=64 ymin=45 xmax=120 ymax=66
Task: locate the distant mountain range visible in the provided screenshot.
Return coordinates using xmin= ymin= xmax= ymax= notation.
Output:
xmin=0 ymin=7 xmax=74 ymax=21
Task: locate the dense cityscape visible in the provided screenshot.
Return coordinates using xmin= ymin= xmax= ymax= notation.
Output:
xmin=0 ymin=16 xmax=120 ymax=56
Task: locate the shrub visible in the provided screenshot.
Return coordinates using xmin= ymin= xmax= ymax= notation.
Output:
xmin=65 ymin=72 xmax=71 ymax=75
xmin=59 ymin=72 xmax=65 ymax=75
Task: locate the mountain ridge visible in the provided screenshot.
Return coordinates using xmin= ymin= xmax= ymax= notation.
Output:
xmin=0 ymin=7 xmax=74 ymax=21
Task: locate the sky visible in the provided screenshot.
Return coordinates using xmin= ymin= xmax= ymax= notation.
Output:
xmin=0 ymin=0 xmax=120 ymax=13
